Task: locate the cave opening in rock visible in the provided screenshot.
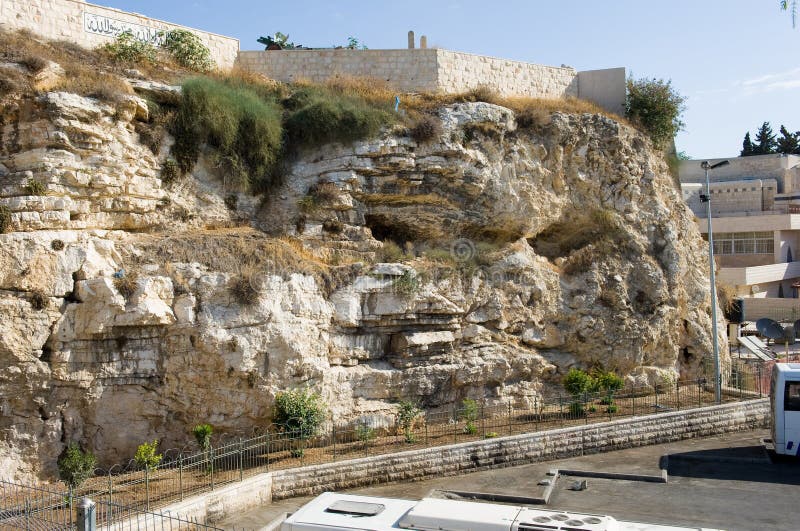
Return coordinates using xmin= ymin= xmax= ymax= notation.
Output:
xmin=364 ymin=214 xmax=419 ymax=247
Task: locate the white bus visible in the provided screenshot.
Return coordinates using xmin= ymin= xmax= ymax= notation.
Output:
xmin=770 ymin=363 xmax=800 ymax=456
xmin=280 ymin=492 xmax=721 ymax=531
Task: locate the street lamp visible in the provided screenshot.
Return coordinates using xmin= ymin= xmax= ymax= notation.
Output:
xmin=700 ymin=159 xmax=729 ymax=404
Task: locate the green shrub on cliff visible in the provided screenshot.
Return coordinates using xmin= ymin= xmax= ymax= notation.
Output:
xmin=283 ymin=85 xmax=395 ymax=151
xmin=164 ymin=29 xmax=215 ymax=72
xmin=172 ymin=77 xmax=283 ymax=193
xmin=625 ymin=76 xmax=685 ymax=149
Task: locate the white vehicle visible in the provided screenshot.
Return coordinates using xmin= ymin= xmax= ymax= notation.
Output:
xmin=280 ymin=492 xmax=722 ymax=531
xmin=770 ymin=362 xmax=800 ymax=456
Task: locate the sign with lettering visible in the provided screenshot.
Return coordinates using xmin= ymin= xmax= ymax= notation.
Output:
xmin=83 ymin=12 xmax=166 ymax=46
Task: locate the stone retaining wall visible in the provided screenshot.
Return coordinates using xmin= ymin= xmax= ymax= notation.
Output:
xmin=269 ymin=399 xmax=768 ymax=499
xmin=0 ymin=0 xmax=239 ymax=68
xmin=162 ymin=399 xmax=768 ymax=523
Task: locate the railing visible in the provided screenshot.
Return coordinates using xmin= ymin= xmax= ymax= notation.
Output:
xmin=2 ymin=358 xmax=773 ymax=529
xmin=0 ymin=480 xmax=224 ymax=530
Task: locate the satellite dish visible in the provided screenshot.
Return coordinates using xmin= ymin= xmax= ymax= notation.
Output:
xmin=756 ymin=318 xmax=786 ymax=340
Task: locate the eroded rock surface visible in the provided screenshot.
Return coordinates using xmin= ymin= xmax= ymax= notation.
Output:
xmin=0 ymin=83 xmax=724 ymax=480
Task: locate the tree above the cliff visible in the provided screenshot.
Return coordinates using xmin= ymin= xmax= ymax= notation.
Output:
xmin=777 ymin=125 xmax=800 ymax=154
xmin=741 ymin=132 xmax=755 ymax=156
xmin=754 ymin=122 xmax=778 ymax=154
xmin=625 ymin=77 xmax=686 ymax=149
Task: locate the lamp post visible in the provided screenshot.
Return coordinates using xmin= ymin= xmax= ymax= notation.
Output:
xmin=700 ymin=159 xmax=729 ymax=404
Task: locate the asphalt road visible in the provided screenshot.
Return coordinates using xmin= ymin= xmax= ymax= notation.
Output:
xmin=222 ymin=429 xmax=798 ymax=531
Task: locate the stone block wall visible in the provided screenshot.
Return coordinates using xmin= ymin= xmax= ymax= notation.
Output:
xmin=269 ymin=399 xmax=768 ymax=499
xmin=160 ymin=399 xmax=768 ymax=523
xmin=434 ymin=49 xmax=578 ymax=98
xmin=236 ymin=49 xmax=441 ymax=93
xmin=0 ymin=0 xmax=239 ymax=68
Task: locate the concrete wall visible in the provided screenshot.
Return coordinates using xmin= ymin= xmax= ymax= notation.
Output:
xmin=742 ymin=298 xmax=800 ymax=321
xmin=679 ymin=154 xmax=800 ymax=191
xmin=578 ymin=67 xmax=626 ymax=116
xmin=434 ymin=49 xmax=578 ymax=98
xmin=236 ymin=49 xmax=440 ymax=92
xmin=0 ymin=0 xmax=239 ymax=68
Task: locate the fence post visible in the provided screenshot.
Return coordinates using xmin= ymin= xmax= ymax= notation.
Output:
xmin=210 ymin=446 xmax=214 ymax=491
xmin=107 ymin=474 xmax=113 ymax=523
xmin=757 ymin=364 xmax=763 ymax=398
xmin=697 ymin=378 xmax=702 ymax=408
xmin=332 ymin=423 xmax=337 ymax=462
xmin=632 ymin=392 xmax=636 ymax=417
xmin=453 ymin=403 xmax=458 ymax=444
xmin=480 ymin=399 xmax=486 ymax=438
xmin=68 ymin=485 xmax=74 ymax=522
xmin=507 ymin=402 xmax=512 ymax=436
xmin=266 ymin=433 xmax=270 ymax=472
xmin=534 ymin=397 xmax=540 ymax=430
xmin=424 ymin=414 xmax=429 ymax=446
xmin=25 ymin=499 xmax=30 ymax=530
xmin=676 ymin=381 xmax=681 ymax=411
xmin=559 ymin=394 xmax=564 ymax=426
xmin=77 ymin=497 xmax=96 ymax=531
xmin=584 ymin=393 xmax=589 ymax=425
xmin=654 ymin=383 xmax=660 ymax=409
xmin=145 ymin=467 xmax=150 ymax=512
xmin=178 ymin=454 xmax=184 ymax=501
xmin=239 ymin=437 xmax=244 ymax=482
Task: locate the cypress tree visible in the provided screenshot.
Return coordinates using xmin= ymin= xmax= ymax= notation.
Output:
xmin=753 ymin=122 xmax=777 ymax=154
xmin=776 ymin=125 xmax=799 ymax=154
xmin=741 ymin=132 xmax=755 ymax=156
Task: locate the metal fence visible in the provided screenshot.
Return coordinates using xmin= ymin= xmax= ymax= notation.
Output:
xmin=2 ymin=358 xmax=775 ymax=529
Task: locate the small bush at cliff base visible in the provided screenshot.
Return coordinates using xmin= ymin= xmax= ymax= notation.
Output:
xmin=114 ymin=273 xmax=138 ymax=299
xmin=58 ymin=443 xmax=96 ymax=490
xmin=192 ymin=423 xmax=213 ymax=451
xmin=230 ymin=274 xmax=259 ymax=306
xmin=172 ymin=77 xmax=282 ymax=193
xmin=274 ymin=388 xmax=326 ymax=441
xmin=625 ymin=76 xmax=686 ymax=149
xmin=134 ymin=439 xmax=162 ymax=471
xmin=396 ymin=400 xmax=421 ymax=443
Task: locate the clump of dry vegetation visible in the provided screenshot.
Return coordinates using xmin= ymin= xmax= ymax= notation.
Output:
xmin=408 ymin=114 xmax=442 ymax=143
xmin=30 ymin=289 xmax=48 ymax=311
xmin=0 ymin=29 xmax=173 ymax=102
xmin=114 ymin=272 xmax=139 ymax=299
xmin=131 ymin=228 xmax=354 ymax=295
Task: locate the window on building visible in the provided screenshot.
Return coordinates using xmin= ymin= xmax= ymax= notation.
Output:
xmin=705 ymin=232 xmax=773 ymax=255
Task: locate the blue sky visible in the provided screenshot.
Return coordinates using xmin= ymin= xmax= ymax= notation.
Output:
xmin=101 ymin=1 xmax=800 ymax=158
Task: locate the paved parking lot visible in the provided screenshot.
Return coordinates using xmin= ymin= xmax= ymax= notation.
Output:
xmin=223 ymin=429 xmax=798 ymax=530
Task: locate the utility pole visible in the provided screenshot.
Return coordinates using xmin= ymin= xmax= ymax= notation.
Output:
xmin=701 ymin=159 xmax=729 ymax=404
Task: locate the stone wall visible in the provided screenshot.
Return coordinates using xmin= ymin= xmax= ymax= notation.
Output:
xmin=237 ymin=48 xmax=626 ymax=112
xmin=434 ymin=49 xmax=577 ymax=98
xmin=0 ymin=0 xmax=239 ymax=68
xmin=269 ymin=399 xmax=768 ymax=500
xmin=236 ymin=49 xmax=440 ymax=93
xmin=160 ymin=399 xmax=768 ymax=524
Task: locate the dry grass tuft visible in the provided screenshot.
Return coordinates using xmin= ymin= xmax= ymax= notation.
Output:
xmin=30 ymin=289 xmax=48 ymax=311
xmin=0 ymin=29 xmax=184 ymax=102
xmin=114 ymin=272 xmax=138 ymax=299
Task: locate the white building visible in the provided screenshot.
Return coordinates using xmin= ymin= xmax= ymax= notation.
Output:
xmin=679 ymin=154 xmax=800 ymax=304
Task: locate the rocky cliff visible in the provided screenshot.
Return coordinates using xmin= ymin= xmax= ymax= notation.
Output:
xmin=0 ymin=65 xmax=724 ymax=480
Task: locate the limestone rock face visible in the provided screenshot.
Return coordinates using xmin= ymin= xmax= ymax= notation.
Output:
xmin=0 ymin=85 xmax=724 ymax=481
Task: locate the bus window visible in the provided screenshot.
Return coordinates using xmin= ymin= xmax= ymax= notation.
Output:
xmin=785 ymin=381 xmax=800 ymax=412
